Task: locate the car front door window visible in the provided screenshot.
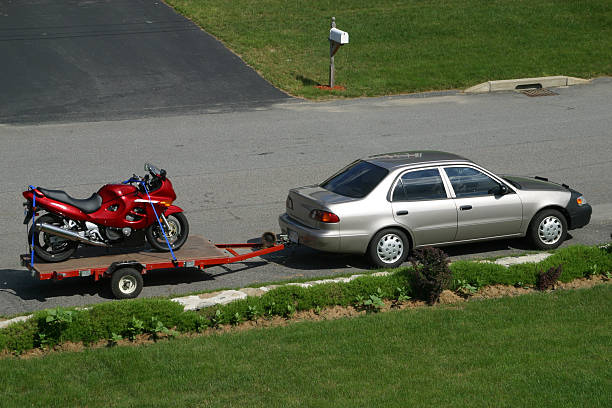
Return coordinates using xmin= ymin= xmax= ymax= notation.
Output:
xmin=444 ymin=167 xmax=500 ymax=198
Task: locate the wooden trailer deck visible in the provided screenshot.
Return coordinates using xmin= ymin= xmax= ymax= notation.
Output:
xmin=21 ymin=235 xmax=286 ymax=282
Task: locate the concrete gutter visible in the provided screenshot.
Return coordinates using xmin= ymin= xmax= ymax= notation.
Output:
xmin=464 ymin=76 xmax=590 ymax=94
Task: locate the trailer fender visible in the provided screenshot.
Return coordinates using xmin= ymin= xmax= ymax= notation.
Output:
xmin=164 ymin=205 xmax=184 ymax=216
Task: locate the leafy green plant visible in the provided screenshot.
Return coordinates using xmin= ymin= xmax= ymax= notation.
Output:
xmin=314 ymin=305 xmax=322 ymax=315
xmin=229 ymin=312 xmax=242 ymax=326
xmin=264 ymin=302 xmax=276 ymax=317
xmin=455 ymin=279 xmax=478 ymax=297
xmin=355 ymin=288 xmax=385 ymax=313
xmin=514 ymin=281 xmax=530 ymax=289
xmin=125 ymin=316 xmax=145 ymax=341
xmin=283 ymin=304 xmax=295 ymax=319
xmin=584 ymin=264 xmax=598 ymax=278
xmin=36 ymin=332 xmax=49 ymax=349
xmin=245 ymin=305 xmax=259 ymax=321
xmin=149 ymin=316 xmax=170 ymax=340
xmin=195 ymin=314 xmax=209 ymax=333
xmin=536 ymin=265 xmax=563 ymax=291
xmin=210 ymin=309 xmax=223 ymax=328
xmin=409 ymin=247 xmax=453 ymax=304
xmin=391 ymin=287 xmax=411 ymax=307
xmin=604 ymin=271 xmax=612 ymax=280
xmin=36 ymin=307 xmax=74 ymax=347
xmin=108 ymin=332 xmax=122 ymax=347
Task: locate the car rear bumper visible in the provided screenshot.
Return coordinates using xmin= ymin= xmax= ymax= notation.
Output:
xmin=278 ymin=213 xmax=340 ymax=252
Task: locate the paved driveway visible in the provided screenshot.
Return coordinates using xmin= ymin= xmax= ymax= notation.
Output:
xmin=0 ymin=0 xmax=289 ymax=123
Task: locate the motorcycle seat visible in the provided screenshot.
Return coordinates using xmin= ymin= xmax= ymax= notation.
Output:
xmin=37 ymin=187 xmax=103 ymax=214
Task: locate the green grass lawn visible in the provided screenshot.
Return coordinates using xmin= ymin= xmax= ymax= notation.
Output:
xmin=166 ymin=0 xmax=612 ymax=98
xmin=1 ymin=285 xmax=610 ymax=407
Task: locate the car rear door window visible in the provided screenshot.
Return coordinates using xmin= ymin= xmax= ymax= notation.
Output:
xmin=392 ymin=168 xmax=447 ymax=201
xmin=321 ymin=160 xmax=389 ymax=198
xmin=444 ymin=167 xmax=500 ymax=198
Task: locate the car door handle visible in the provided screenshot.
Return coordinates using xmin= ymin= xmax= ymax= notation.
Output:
xmin=396 ymin=210 xmax=409 ymax=216
xmin=459 ymin=205 xmax=472 ymax=211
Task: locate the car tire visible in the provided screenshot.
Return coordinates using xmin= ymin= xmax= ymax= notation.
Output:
xmin=367 ymin=228 xmax=410 ymax=268
xmin=528 ymin=209 xmax=567 ymax=250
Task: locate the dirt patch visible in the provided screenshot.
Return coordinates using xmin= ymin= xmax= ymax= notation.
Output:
xmin=557 ymin=275 xmax=608 ymax=290
xmin=438 ymin=290 xmax=465 ymax=304
xmin=472 ymin=285 xmax=534 ymax=299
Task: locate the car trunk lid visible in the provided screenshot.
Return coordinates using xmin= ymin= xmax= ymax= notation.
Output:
xmin=286 ymin=185 xmax=354 ymax=228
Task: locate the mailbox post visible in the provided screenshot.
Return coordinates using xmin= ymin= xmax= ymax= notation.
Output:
xmin=328 ymin=17 xmax=349 ymax=88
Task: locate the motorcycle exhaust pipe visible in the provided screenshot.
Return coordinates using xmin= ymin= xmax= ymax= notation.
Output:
xmin=37 ymin=223 xmax=109 ymax=247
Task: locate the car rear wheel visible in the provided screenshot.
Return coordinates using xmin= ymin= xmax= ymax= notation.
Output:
xmin=367 ymin=228 xmax=409 ymax=268
xmin=528 ymin=209 xmax=567 ymax=250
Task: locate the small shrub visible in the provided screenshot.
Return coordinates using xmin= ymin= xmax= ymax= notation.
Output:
xmin=536 ymin=265 xmax=563 ymax=291
xmin=409 ymin=247 xmax=453 ymax=304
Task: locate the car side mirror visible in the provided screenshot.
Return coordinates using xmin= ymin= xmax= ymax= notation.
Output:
xmin=489 ymin=184 xmax=509 ymax=196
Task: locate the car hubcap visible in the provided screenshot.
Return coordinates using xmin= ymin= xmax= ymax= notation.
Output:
xmin=377 ymin=233 xmax=403 ymax=264
xmin=538 ymin=216 xmax=562 ymax=244
xmin=119 ymin=276 xmax=137 ymax=294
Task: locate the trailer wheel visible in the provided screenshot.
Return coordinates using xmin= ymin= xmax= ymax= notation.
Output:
xmin=111 ymin=267 xmax=143 ymax=299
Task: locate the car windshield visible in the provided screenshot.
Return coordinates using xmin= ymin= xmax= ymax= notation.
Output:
xmin=321 ymin=160 xmax=389 ymax=198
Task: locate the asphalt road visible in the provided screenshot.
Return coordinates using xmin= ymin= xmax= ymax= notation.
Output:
xmin=1 ymin=79 xmax=611 ymax=315
xmin=0 ymin=0 xmax=288 ymax=124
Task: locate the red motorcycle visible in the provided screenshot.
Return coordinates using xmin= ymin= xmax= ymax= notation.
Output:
xmin=23 ymin=163 xmax=189 ymax=262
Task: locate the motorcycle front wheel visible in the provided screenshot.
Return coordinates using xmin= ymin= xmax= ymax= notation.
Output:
xmin=28 ymin=214 xmax=78 ymax=263
xmin=145 ymin=212 xmax=189 ymax=251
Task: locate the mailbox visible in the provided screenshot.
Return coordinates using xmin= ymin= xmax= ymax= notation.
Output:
xmin=329 ymin=28 xmax=349 ymax=44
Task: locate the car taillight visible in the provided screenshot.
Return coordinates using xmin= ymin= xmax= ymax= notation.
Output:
xmin=310 ymin=209 xmax=340 ymax=223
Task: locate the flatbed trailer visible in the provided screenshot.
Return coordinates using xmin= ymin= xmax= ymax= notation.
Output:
xmin=20 ymin=235 xmax=286 ymax=299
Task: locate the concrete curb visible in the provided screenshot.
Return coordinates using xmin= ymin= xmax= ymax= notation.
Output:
xmin=0 ymin=315 xmax=33 ymax=330
xmin=464 ymin=76 xmax=590 ymax=94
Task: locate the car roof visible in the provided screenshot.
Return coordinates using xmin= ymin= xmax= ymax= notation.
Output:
xmin=363 ymin=151 xmax=471 ymax=170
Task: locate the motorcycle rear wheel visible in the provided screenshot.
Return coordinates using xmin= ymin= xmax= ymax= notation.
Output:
xmin=145 ymin=212 xmax=189 ymax=251
xmin=28 ymin=214 xmax=78 ymax=263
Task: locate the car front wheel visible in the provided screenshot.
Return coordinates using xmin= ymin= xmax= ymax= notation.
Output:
xmin=367 ymin=228 xmax=409 ymax=268
xmin=528 ymin=209 xmax=567 ymax=250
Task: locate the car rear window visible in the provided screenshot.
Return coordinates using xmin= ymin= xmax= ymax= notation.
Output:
xmin=321 ymin=160 xmax=389 ymax=198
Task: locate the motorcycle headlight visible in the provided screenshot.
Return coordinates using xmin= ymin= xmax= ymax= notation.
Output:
xmin=576 ymin=196 xmax=587 ymax=206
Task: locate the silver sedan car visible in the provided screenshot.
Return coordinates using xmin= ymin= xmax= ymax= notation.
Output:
xmin=279 ymin=151 xmax=592 ymax=267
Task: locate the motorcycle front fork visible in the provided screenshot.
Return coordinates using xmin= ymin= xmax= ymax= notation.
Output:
xmin=160 ymin=214 xmax=172 ymax=232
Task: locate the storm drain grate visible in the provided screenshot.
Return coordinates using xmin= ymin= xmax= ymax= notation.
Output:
xmin=521 ymin=88 xmax=558 ymax=97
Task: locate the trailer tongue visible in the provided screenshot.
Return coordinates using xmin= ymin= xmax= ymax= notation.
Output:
xmin=21 ymin=235 xmax=287 ymax=299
